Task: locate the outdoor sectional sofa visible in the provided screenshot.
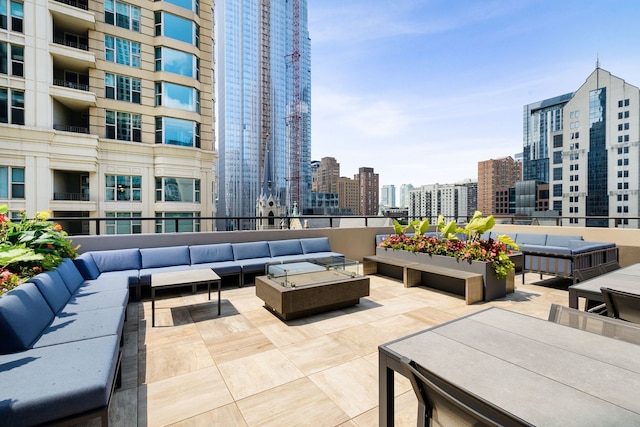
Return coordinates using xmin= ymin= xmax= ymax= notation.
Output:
xmin=74 ymin=236 xmax=343 ymax=300
xmin=0 ymin=259 xmax=128 ymax=426
xmin=0 ymin=236 xmax=342 ymax=426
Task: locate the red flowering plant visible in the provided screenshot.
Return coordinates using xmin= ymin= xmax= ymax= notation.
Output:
xmin=0 ymin=205 xmax=78 ymax=295
xmin=379 ymin=211 xmax=519 ymax=279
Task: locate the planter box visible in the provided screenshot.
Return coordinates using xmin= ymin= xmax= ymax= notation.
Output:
xmin=375 ymin=247 xmax=512 ymax=301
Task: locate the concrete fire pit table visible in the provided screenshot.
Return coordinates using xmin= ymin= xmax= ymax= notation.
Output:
xmin=255 ymin=258 xmax=370 ymax=320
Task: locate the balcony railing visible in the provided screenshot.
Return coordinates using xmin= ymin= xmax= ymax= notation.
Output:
xmin=53 ymin=192 xmax=90 ymax=201
xmin=53 ymin=79 xmax=90 ymax=92
xmin=53 ymin=37 xmax=89 ymax=51
xmin=53 ymin=0 xmax=89 ymax=10
xmin=53 ymin=124 xmax=89 ymax=134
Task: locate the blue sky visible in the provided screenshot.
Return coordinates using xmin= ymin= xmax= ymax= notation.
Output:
xmin=308 ymin=0 xmax=640 ymax=192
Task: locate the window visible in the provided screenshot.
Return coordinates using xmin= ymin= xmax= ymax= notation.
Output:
xmin=105 ymin=110 xmax=141 ymax=142
xmin=104 ymin=0 xmax=140 ymax=31
xmin=0 ymin=42 xmax=23 ymax=77
xmin=163 ymin=0 xmax=199 ymax=13
xmin=105 ymin=35 xmax=141 ymax=68
xmin=155 ymin=82 xmax=200 ymax=112
xmin=0 ymin=87 xmax=24 ymax=125
xmin=0 ymin=166 xmax=24 ymax=199
xmin=155 ymin=177 xmax=200 ymax=202
xmin=154 ymin=12 xmax=199 ymax=46
xmin=106 ymin=212 xmax=142 ymax=234
xmin=154 ymin=47 xmax=199 ymax=79
xmin=155 ymin=212 xmax=200 ymax=233
xmin=155 ymin=117 xmax=200 ymax=147
xmin=105 ymin=73 xmax=141 ymax=103
xmin=105 ymin=175 xmax=141 ymax=201
xmin=0 ymin=1 xmax=23 ymax=33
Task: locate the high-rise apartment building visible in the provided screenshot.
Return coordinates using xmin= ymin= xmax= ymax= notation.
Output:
xmin=477 ymin=157 xmax=521 ymax=215
xmin=380 ymin=184 xmax=396 ymax=208
xmin=337 ymin=176 xmax=359 ymax=215
xmin=398 ymin=184 xmax=414 ymax=209
xmin=312 ymin=156 xmax=339 ymax=193
xmin=217 ymin=0 xmax=311 ymax=229
xmin=522 ymin=67 xmax=640 ymax=228
xmin=408 ymin=183 xmax=468 ymax=223
xmin=1 ymin=0 xmax=215 ymax=234
xmin=355 ymin=167 xmax=378 ymax=215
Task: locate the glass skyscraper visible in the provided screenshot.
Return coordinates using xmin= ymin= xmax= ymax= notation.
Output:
xmin=217 ymin=0 xmax=311 ymax=230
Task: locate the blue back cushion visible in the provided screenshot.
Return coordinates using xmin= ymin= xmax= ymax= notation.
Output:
xmin=515 ymin=233 xmax=547 ymax=246
xmin=0 ymin=282 xmax=54 ymax=353
xmin=545 ymin=235 xmax=583 ymax=247
xmin=74 ymin=253 xmax=101 ymax=280
xmin=140 ymin=246 xmax=191 ymax=268
xmin=190 ymin=243 xmax=234 ymax=264
xmin=29 ymin=270 xmax=71 ymax=314
xmin=56 ymin=258 xmax=85 ymax=293
xmin=300 ymin=237 xmax=332 ymax=254
xmin=268 ymin=240 xmax=303 ymax=257
xmin=91 ymin=248 xmax=141 ymax=273
xmin=232 ymin=241 xmax=270 ymax=260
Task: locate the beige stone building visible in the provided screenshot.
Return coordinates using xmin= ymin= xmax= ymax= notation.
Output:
xmin=0 ymin=0 xmax=216 ymax=234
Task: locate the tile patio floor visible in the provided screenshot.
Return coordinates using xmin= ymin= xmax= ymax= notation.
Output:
xmin=105 ymin=272 xmax=572 ymax=426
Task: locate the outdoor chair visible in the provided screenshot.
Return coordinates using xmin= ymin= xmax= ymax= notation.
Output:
xmin=400 ymin=357 xmax=532 ymax=427
xmin=548 ymin=303 xmax=640 ymax=345
xmin=601 ymin=287 xmax=640 ymax=324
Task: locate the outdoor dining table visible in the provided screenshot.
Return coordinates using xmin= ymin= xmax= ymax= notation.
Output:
xmin=379 ymin=307 xmax=640 ymax=426
xmin=568 ymin=262 xmax=640 ymax=309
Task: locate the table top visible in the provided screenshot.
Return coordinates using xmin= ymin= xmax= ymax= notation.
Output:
xmin=383 ymin=307 xmax=640 ymax=425
xmin=569 ymin=263 xmax=640 ymax=295
xmin=152 ymin=268 xmax=220 ymax=288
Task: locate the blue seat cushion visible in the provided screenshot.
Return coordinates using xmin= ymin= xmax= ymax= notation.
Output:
xmin=0 ymin=335 xmax=120 ymax=427
xmin=140 ymin=246 xmax=191 ymax=269
xmin=0 ymin=283 xmax=54 ymax=354
xmin=188 ymin=261 xmax=241 ymax=276
xmin=55 ymin=258 xmax=85 ymax=293
xmin=139 ymin=264 xmax=195 ymax=285
xmin=73 ymin=253 xmax=101 ymax=280
xmin=91 ymin=248 xmax=141 ymax=273
xmin=268 ymin=239 xmax=303 ymax=257
xmin=190 ymin=243 xmax=234 ymax=264
xmin=233 ymin=241 xmax=270 ymax=260
xmin=60 ymin=289 xmax=129 ymax=314
xmin=28 ymin=271 xmax=72 ymax=314
xmin=34 ymin=307 xmax=124 ymax=348
xmin=300 ymin=237 xmax=332 ymax=254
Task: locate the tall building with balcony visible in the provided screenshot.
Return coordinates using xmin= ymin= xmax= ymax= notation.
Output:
xmin=217 ymin=0 xmax=311 ymax=230
xmin=1 ymin=0 xmax=215 ymax=234
xmin=477 ymin=156 xmax=521 ymax=215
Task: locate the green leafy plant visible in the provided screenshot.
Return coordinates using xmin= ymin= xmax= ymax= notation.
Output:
xmin=0 ymin=205 xmax=78 ymax=295
xmin=380 ymin=211 xmax=519 ymax=279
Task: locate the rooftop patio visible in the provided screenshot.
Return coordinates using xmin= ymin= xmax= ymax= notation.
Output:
xmin=103 ymin=271 xmax=572 ymax=426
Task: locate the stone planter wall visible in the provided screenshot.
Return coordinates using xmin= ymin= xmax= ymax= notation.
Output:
xmin=376 ymin=247 xmax=512 ymax=301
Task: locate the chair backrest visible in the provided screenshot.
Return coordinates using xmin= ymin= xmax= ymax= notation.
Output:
xmin=548 ymin=303 xmax=640 ymax=345
xmin=401 ymin=357 xmax=532 ymax=427
xmin=601 ymin=287 xmax=640 ymax=324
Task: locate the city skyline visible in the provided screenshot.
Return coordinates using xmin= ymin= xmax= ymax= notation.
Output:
xmin=308 ymin=0 xmax=640 ymax=190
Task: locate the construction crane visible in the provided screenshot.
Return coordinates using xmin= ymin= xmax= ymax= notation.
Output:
xmin=288 ymin=0 xmax=301 ymax=212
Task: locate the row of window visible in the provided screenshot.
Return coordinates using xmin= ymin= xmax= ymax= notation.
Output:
xmin=106 ymin=211 xmax=201 ymax=234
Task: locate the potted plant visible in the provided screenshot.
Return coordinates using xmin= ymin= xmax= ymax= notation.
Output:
xmin=0 ymin=205 xmax=78 ymax=295
xmin=378 ymin=212 xmax=519 ymax=300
